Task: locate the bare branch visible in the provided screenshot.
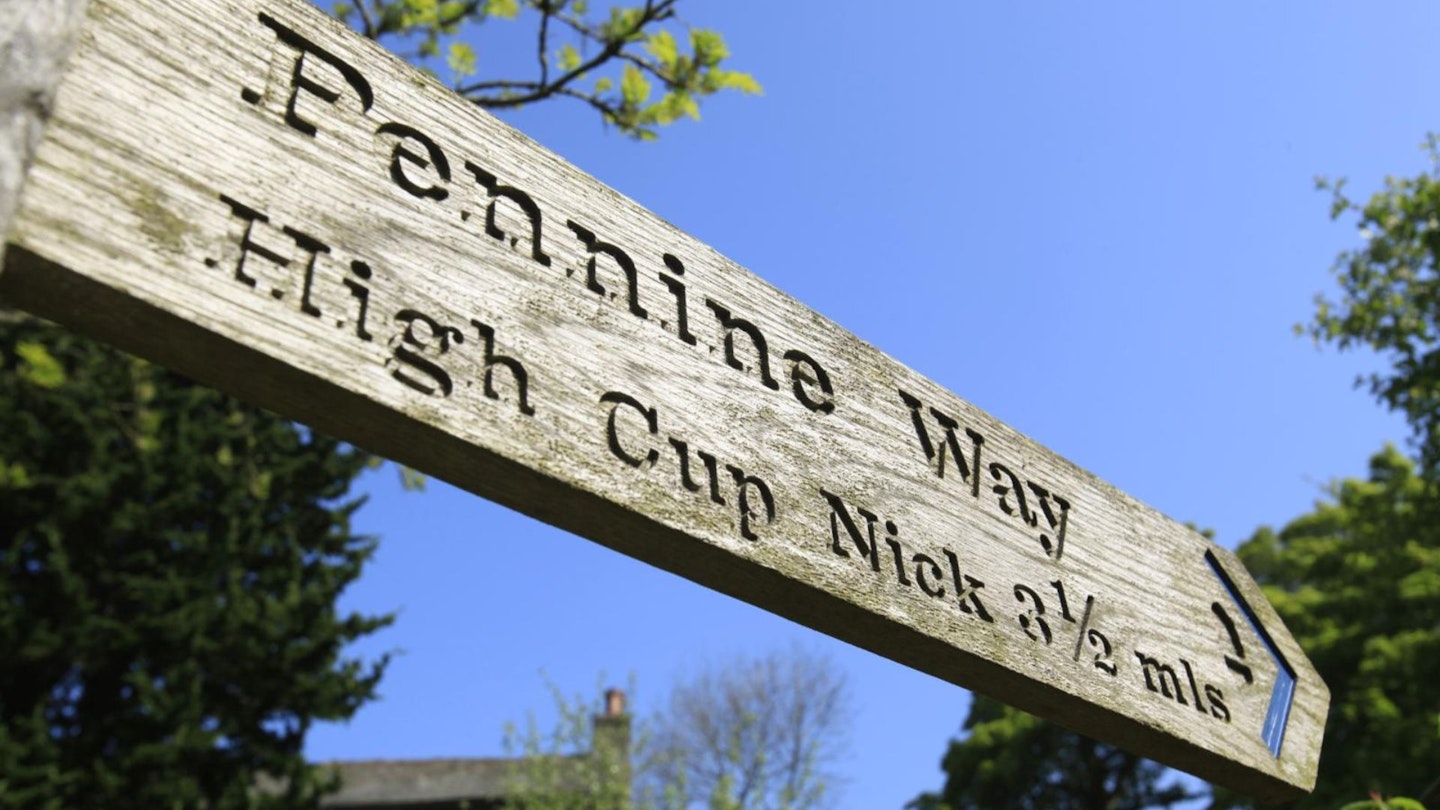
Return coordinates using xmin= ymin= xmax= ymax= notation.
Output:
xmin=354 ymin=0 xmax=377 ymax=39
xmin=437 ymin=0 xmax=481 ymax=29
xmin=456 ymin=0 xmax=678 ymax=110
xmin=644 ymin=645 xmax=852 ymax=810
xmin=617 ymin=51 xmax=677 ymax=89
xmin=537 ymin=0 xmax=552 ymax=90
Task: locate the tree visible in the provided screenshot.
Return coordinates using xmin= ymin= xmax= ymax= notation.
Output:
xmin=1 ymin=2 xmax=755 ymax=805
xmin=905 ymin=446 xmax=1440 ymax=810
xmin=906 ymin=695 xmax=1197 ymax=810
xmin=337 ymin=0 xmax=762 ymax=141
xmin=499 ymin=680 xmax=634 ymax=810
xmin=908 ymin=534 xmax=1220 ymax=810
xmin=1308 ymin=141 xmax=1440 ymax=484
xmin=1211 ymin=446 xmax=1440 ymax=809
xmin=0 ymin=313 xmax=391 ymax=808
xmin=503 ymin=646 xmax=852 ymax=810
xmin=643 ymin=645 xmax=850 ymax=810
xmin=1293 ymin=136 xmax=1440 ymax=808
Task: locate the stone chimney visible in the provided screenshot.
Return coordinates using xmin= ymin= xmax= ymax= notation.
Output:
xmin=604 ymin=688 xmax=626 ymax=718
xmin=591 ymin=688 xmax=631 ymax=809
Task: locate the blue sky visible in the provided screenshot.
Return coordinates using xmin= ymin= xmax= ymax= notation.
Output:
xmin=307 ymin=3 xmax=1434 ymax=806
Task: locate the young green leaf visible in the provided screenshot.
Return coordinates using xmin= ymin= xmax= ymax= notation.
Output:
xmin=14 ymin=341 xmax=66 ymax=389
xmin=482 ymin=0 xmax=519 ymax=19
xmin=446 ymin=41 xmax=476 ymax=78
xmin=709 ymin=69 xmax=762 ymax=95
xmin=621 ymin=63 xmax=651 ymax=106
xmin=559 ymin=43 xmax=581 ymax=72
xmin=690 ymin=28 xmax=728 ymax=66
xmin=646 ymin=29 xmax=679 ymax=66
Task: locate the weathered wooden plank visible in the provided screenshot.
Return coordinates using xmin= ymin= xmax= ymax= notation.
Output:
xmin=0 ymin=0 xmax=1327 ymax=800
xmin=0 ymin=0 xmax=91 ymax=269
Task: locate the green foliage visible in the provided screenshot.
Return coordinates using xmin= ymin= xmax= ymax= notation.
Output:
xmin=500 ymin=678 xmax=634 ymax=810
xmin=907 ymin=696 xmax=1196 ymax=810
xmin=0 ymin=313 xmax=392 ymax=808
xmin=1214 ymin=447 xmax=1440 ymax=808
xmin=332 ymin=0 xmax=761 ymax=139
xmin=504 ymin=648 xmax=850 ymax=810
xmin=643 ymin=646 xmax=850 ymax=810
xmin=1338 ymin=797 xmax=1427 ymax=810
xmin=1308 ymin=139 xmax=1440 ymax=482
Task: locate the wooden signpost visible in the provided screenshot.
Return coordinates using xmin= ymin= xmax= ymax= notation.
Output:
xmin=0 ymin=0 xmax=1327 ymax=801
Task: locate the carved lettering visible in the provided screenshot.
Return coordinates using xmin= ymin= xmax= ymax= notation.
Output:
xmin=1131 ymin=653 xmax=1227 ymax=722
xmin=1205 ymin=685 xmax=1231 ymax=722
xmin=883 ymin=528 xmax=911 ymax=587
xmin=784 ymin=349 xmax=835 ymax=414
xmin=942 ymin=549 xmax=994 ymax=622
xmin=343 ymin=261 xmax=374 ymax=341
xmin=470 ymin=319 xmax=535 ymax=416
xmin=1050 ymin=579 xmax=1075 ymax=622
xmin=726 ymin=464 xmax=776 ymax=541
xmin=1181 ymin=658 xmax=1207 ymax=715
xmin=1135 ymin=652 xmax=1185 ymax=704
xmin=898 ymin=391 xmax=1073 ymax=559
xmin=379 ymin=122 xmax=450 ymax=201
xmin=705 ymin=298 xmax=778 ymax=391
xmin=469 ymin=162 xmax=552 ymax=267
xmin=209 ymin=196 xmax=391 ymax=345
xmin=390 ymin=309 xmax=463 ymax=397
xmin=821 ymin=489 xmax=881 ymax=572
xmin=912 ymin=553 xmax=946 ymax=599
xmin=1014 ymin=584 xmax=1052 ymax=645
xmin=213 ymin=194 xmax=326 ymax=316
xmin=1027 ymin=481 xmax=1071 ymax=560
xmin=601 ymin=391 xmax=659 ymax=469
xmin=602 ymin=393 xmax=776 ymax=541
xmin=1211 ymin=602 xmax=1254 ymax=684
xmin=820 ymin=492 xmax=993 ymax=622
xmin=658 ymin=254 xmax=697 ymax=345
xmin=249 ymin=13 xmax=373 ymax=137
xmin=989 ymin=461 xmax=1035 ymax=527
xmin=899 ymin=389 xmax=984 ymax=495
xmin=1087 ymin=629 xmax=1118 ymax=676
xmin=670 ymin=438 xmax=724 ymax=505
xmin=567 ymin=221 xmax=646 ymax=317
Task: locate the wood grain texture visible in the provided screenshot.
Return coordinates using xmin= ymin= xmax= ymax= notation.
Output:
xmin=0 ymin=0 xmax=1327 ymax=800
xmin=0 ymin=0 xmax=90 ymax=270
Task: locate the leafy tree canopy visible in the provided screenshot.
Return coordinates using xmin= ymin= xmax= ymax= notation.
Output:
xmin=3 ymin=0 xmax=754 ymax=805
xmin=503 ymin=646 xmax=851 ymax=810
xmin=0 ymin=314 xmax=391 ymax=808
xmin=1216 ymin=446 xmax=1440 ymax=809
xmin=1309 ymin=140 xmax=1440 ymax=483
xmin=335 ymin=0 xmax=763 ymax=140
xmin=906 ymin=695 xmax=1196 ymax=810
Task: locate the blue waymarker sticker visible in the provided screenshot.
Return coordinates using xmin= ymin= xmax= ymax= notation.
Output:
xmin=1205 ymin=550 xmax=1296 ymax=758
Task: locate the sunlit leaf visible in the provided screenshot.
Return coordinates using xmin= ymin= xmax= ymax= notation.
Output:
xmin=14 ymin=342 xmax=66 ymax=389
xmin=621 ymin=63 xmax=650 ymax=106
xmin=446 ymin=41 xmax=476 ymax=77
xmin=482 ymin=0 xmax=519 ymax=18
xmin=710 ymin=69 xmax=761 ymax=95
xmin=646 ymin=29 xmax=678 ymax=65
xmin=559 ymin=43 xmax=581 ymax=72
xmin=690 ymin=28 xmax=728 ymax=66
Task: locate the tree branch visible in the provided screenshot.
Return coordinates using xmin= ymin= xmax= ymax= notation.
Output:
xmin=354 ymin=0 xmax=377 ymax=39
xmin=437 ymin=0 xmax=482 ymax=29
xmin=618 ymin=50 xmax=677 ymax=88
xmin=456 ymin=0 xmax=679 ymax=109
xmin=536 ymin=1 xmax=552 ymax=90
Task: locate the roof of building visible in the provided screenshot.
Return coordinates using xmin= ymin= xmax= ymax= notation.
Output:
xmin=316 ymin=756 xmax=523 ymax=807
xmin=309 ymin=689 xmax=631 ymax=809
